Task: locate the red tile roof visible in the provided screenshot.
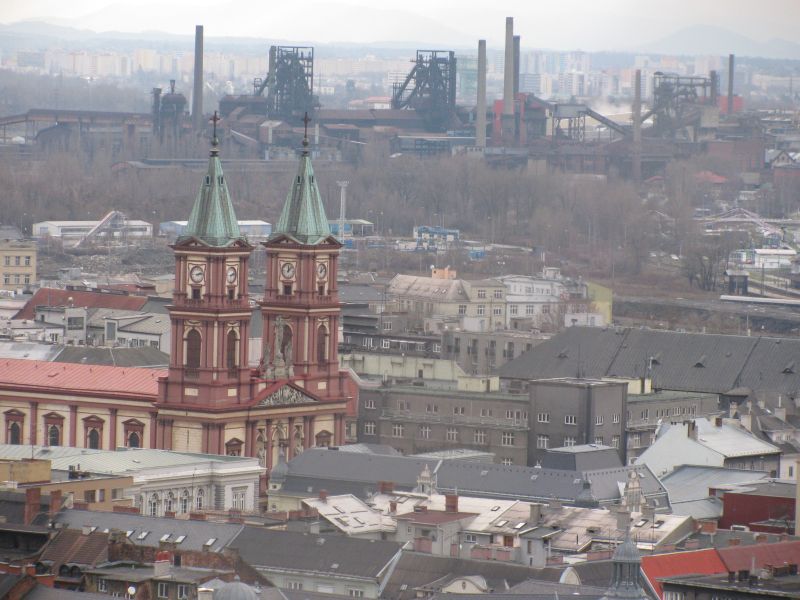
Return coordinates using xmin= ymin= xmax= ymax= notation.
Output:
xmin=694 ymin=170 xmax=728 ymax=185
xmin=641 ymin=548 xmax=727 ymax=598
xmin=14 ymin=288 xmax=149 ymax=320
xmin=0 ymin=358 xmax=163 ymax=399
xmin=718 ymin=540 xmax=800 ymax=572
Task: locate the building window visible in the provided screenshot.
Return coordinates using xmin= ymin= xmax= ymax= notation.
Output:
xmin=564 ymin=436 xmax=576 ymax=447
xmin=453 ymin=406 xmax=465 ymax=415
xmin=594 ymin=436 xmax=604 ymax=445
xmin=501 ymin=432 xmax=515 ymax=447
xmin=458 ymin=304 xmax=467 ymax=315
xmin=87 ymin=428 xmax=101 ymax=449
xmin=157 ymin=582 xmax=168 ymax=599
xmin=525 ymin=304 xmax=534 ymax=315
xmin=640 ymin=409 xmax=649 ymax=421
xmin=474 ymin=429 xmax=487 ymax=445
xmin=180 ymin=490 xmax=190 ymax=514
xmin=426 ymin=403 xmax=438 ymax=413
xmin=611 ymin=435 xmax=620 ymax=448
xmin=196 ymin=488 xmax=204 ymax=511
xmin=288 ymin=582 xmax=303 ymax=591
xmin=317 ymin=325 xmax=329 ymax=365
xmin=446 ymin=428 xmax=458 ymax=442
xmin=232 ymin=487 xmax=247 ymax=510
xmin=493 ymin=290 xmax=502 ymax=299
xmin=177 ymin=585 xmax=188 ymax=599
xmin=124 ymin=419 xmax=144 ymax=448
xmin=501 ymin=458 xmax=513 ymax=466
xmin=398 ymin=400 xmax=410 ymax=411
xmin=433 ymin=343 xmax=441 ymax=353
xmin=612 ymin=414 xmax=620 ymax=424
xmin=632 ymin=433 xmax=642 ymax=447
xmin=24 ymin=256 xmax=30 ymax=266
xmin=226 ymin=330 xmax=238 ymax=371
xmin=381 ymin=339 xmax=390 ymax=349
xmin=464 ymin=533 xmax=477 ymax=543
xmin=363 ymin=421 xmax=376 ymax=435
xmin=392 ymin=423 xmax=404 ymax=438
xmin=510 ymin=305 xmax=518 ymax=316
xmin=348 ymin=590 xmax=364 ymax=598
xmin=564 ymin=415 xmax=576 ymax=425
xmin=419 ymin=425 xmax=431 ymax=439
xmin=537 ymin=412 xmax=550 ymax=423
xmin=14 ymin=256 xmax=20 ymax=266
xmin=595 ymin=415 xmax=604 ymax=425
xmin=364 ymin=398 xmax=375 ymax=409
xmin=98 ymin=579 xmax=108 ymax=593
xmin=480 ymin=408 xmax=492 ymax=417
xmin=382 ymin=321 xmax=392 ymax=331
xmin=477 ymin=305 xmax=485 ymax=316
xmin=48 ymin=425 xmax=61 ymax=447
xmin=8 ymin=422 xmax=21 ymax=445
xmin=149 ymin=494 xmax=160 ymax=517
xmin=186 ymin=329 xmax=201 ymax=370
xmin=225 ymin=438 xmax=243 ymax=457
xmin=24 ymin=275 xmax=30 ymax=284
xmin=537 ymin=435 xmax=549 ymax=449
xmin=493 ymin=306 xmax=503 ymax=316
xmin=477 ymin=289 xmax=486 ymax=298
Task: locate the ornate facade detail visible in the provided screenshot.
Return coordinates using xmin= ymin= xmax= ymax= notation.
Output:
xmin=258 ymin=385 xmax=318 ymax=407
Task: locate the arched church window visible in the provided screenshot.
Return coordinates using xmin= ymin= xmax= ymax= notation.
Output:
xmin=148 ymin=494 xmax=159 ymax=517
xmin=8 ymin=422 xmax=21 ymax=445
xmin=280 ymin=324 xmax=293 ymax=363
xmin=196 ymin=488 xmax=205 ymax=511
xmin=165 ymin=492 xmax=175 ymax=513
xmin=87 ymin=428 xmax=100 ymax=450
xmin=226 ymin=330 xmax=238 ymax=371
xmin=128 ymin=432 xmax=140 ymax=448
xmin=317 ymin=325 xmax=329 ymax=365
xmin=48 ymin=425 xmax=60 ymax=447
xmin=180 ymin=490 xmax=190 ymax=514
xmin=186 ymin=329 xmax=201 ymax=370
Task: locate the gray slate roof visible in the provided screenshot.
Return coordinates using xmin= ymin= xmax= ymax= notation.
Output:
xmin=500 ymin=327 xmax=800 ymax=396
xmin=540 ymin=446 xmax=622 ymax=471
xmin=53 ymin=346 xmax=169 ymax=368
xmin=228 ymin=526 xmax=402 ymax=579
xmin=53 ymin=509 xmax=243 ymax=552
xmin=279 ymin=448 xmax=667 ymax=506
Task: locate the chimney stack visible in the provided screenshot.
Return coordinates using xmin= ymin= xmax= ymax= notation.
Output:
xmin=727 ymin=54 xmax=735 ymax=115
xmin=709 ymin=70 xmax=718 ymax=106
xmin=192 ymin=25 xmax=204 ymax=131
xmin=502 ymin=17 xmax=515 ymax=143
xmin=632 ymin=69 xmax=642 ymax=184
xmin=529 ymin=503 xmax=542 ymax=524
xmin=513 ymin=35 xmax=521 ymax=97
xmin=24 ymin=487 xmax=41 ymax=525
xmin=49 ymin=489 xmax=62 ymax=517
xmin=445 ymin=494 xmax=459 ymax=513
xmin=319 ymin=489 xmax=328 ymax=503
xmin=476 ymin=39 xmax=487 ymax=148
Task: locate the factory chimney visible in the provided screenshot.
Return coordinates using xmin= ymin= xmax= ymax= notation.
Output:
xmin=513 ymin=35 xmax=521 ymax=96
xmin=502 ymin=17 xmax=515 ymax=143
xmin=709 ymin=70 xmax=718 ymax=106
xmin=476 ymin=39 xmax=487 ymax=148
xmin=192 ymin=25 xmax=204 ymax=131
xmin=632 ymin=69 xmax=642 ymax=184
xmin=727 ymin=53 xmax=735 ymax=115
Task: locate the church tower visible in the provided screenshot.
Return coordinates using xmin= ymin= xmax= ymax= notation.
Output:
xmin=158 ymin=122 xmax=254 ymax=410
xmin=260 ymin=118 xmax=347 ymax=401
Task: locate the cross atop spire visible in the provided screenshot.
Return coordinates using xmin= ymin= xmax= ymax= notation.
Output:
xmin=210 ymin=111 xmax=221 ymax=154
xmin=302 ymin=111 xmax=311 ymax=153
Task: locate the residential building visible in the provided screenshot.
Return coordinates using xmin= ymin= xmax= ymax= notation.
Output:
xmin=441 ymin=329 xmax=547 ymax=376
xmin=636 ymin=418 xmax=781 ymax=477
xmin=0 ymin=240 xmax=37 ymax=291
xmin=528 ymin=379 xmax=628 ymax=465
xmin=265 ymin=446 xmax=669 ymax=512
xmin=717 ymin=480 xmax=796 ymax=533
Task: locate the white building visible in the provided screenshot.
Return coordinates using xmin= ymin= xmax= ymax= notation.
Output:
xmin=0 ymin=445 xmax=262 ymax=514
xmin=33 ymin=219 xmax=152 ymax=241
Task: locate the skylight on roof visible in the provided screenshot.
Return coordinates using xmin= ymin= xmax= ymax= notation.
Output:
xmin=204 ymin=538 xmax=217 ymax=546
xmin=137 ymin=531 xmax=149 ymax=540
xmin=126 ymin=530 xmax=134 ymax=538
xmin=514 ymin=522 xmax=526 ymax=529
xmin=174 ymin=535 xmax=186 ymax=544
xmin=160 ymin=534 xmax=171 ymax=542
xmin=496 ymin=520 xmax=508 ymax=527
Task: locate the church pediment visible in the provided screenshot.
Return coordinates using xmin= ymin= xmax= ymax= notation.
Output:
xmin=256 ymin=383 xmax=319 ymax=407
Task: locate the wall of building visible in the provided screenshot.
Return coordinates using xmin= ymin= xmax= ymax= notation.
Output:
xmin=0 ymin=241 xmax=37 ymax=291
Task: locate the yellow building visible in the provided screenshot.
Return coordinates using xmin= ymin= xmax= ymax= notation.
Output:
xmin=0 ymin=240 xmax=37 ymax=290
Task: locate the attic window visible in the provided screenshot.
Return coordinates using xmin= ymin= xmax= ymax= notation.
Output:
xmin=694 ymin=355 xmax=707 ymax=368
xmin=783 ymin=362 xmax=795 ymax=374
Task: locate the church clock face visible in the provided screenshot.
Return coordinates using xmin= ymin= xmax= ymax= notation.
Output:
xmin=227 ymin=266 xmax=238 ymax=284
xmin=189 ymin=265 xmax=204 ymax=284
xmin=316 ymin=262 xmax=327 ymax=280
xmin=281 ymin=262 xmax=296 ymax=279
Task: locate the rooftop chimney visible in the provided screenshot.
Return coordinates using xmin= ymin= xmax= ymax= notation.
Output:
xmin=49 ymin=489 xmax=62 ymax=517
xmin=24 ymin=487 xmax=41 ymax=525
xmin=192 ymin=25 xmax=204 ymax=131
xmin=445 ymin=494 xmax=459 ymax=513
xmin=197 ymin=588 xmax=214 ymax=600
xmin=727 ymin=54 xmax=735 ymax=115
xmin=529 ymin=503 xmax=542 ymax=524
xmin=476 ymin=39 xmax=487 ymax=148
xmin=319 ymin=489 xmax=328 ymax=503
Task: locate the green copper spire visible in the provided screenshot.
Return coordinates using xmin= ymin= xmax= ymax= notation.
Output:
xmin=271 ymin=113 xmax=331 ymax=245
xmin=178 ymin=113 xmax=244 ymax=247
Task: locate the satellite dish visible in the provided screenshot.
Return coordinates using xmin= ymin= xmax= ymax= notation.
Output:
xmin=127 ymin=586 xmax=136 ymax=596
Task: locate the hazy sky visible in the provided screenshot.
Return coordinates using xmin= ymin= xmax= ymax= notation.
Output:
xmin=2 ymin=0 xmax=799 ymax=50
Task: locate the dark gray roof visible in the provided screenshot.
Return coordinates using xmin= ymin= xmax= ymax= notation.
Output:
xmin=540 ymin=446 xmax=622 ymax=471
xmin=0 ymin=573 xmax=22 ymax=599
xmin=339 ymin=284 xmax=385 ymax=305
xmin=25 ymin=585 xmax=109 ymax=600
xmin=0 ymin=490 xmax=49 ymax=525
xmin=500 ymin=327 xmax=800 ymax=396
xmin=382 ymin=551 xmax=545 ymax=600
xmin=279 ymin=449 xmax=668 ymax=506
xmin=53 ymin=346 xmax=169 ymax=368
xmin=229 ymin=527 xmax=401 ymax=579
xmin=53 ymin=509 xmax=243 ymax=552
xmin=661 ymin=465 xmax=769 ymax=504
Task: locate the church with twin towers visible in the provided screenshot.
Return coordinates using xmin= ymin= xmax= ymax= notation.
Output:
xmin=0 ymin=116 xmax=357 ymax=484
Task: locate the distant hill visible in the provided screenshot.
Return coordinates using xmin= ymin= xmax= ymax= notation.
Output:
xmin=636 ymin=24 xmax=800 ymax=60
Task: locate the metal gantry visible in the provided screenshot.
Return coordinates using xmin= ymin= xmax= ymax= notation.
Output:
xmin=392 ymin=50 xmax=457 ymax=132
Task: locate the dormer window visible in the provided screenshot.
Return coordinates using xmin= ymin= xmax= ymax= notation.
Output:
xmin=205 ymin=175 xmax=211 ymax=186
xmin=218 ymin=175 xmax=224 ymax=184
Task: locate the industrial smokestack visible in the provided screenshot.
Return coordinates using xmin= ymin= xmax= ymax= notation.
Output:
xmin=709 ymin=70 xmax=718 ymax=106
xmin=192 ymin=25 xmax=204 ymax=131
xmin=476 ymin=39 xmax=487 ymax=148
xmin=632 ymin=69 xmax=642 ymax=184
xmin=503 ymin=17 xmax=514 ymax=117
xmin=513 ymin=35 xmax=520 ymax=96
xmin=727 ymin=53 xmax=735 ymax=115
